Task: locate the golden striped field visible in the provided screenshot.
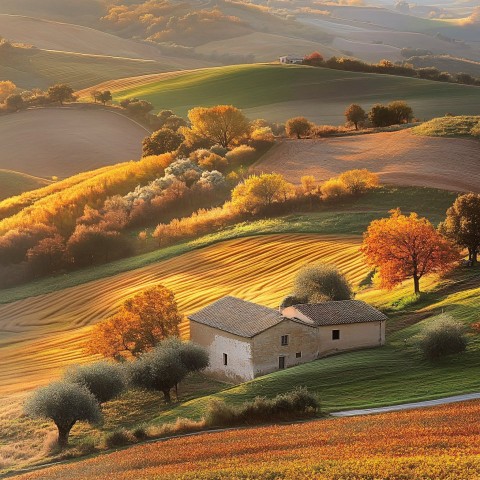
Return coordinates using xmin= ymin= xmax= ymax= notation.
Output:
xmin=0 ymin=234 xmax=368 ymax=396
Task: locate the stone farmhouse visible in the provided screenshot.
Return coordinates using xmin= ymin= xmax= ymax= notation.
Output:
xmin=189 ymin=296 xmax=387 ymax=382
xmin=279 ymin=55 xmax=304 ymax=64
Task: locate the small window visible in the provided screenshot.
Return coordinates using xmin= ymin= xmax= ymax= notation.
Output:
xmin=296 ymin=352 xmax=302 ymax=358
xmin=223 ymin=353 xmax=228 ymax=366
xmin=332 ymin=329 xmax=340 ymax=340
xmin=281 ymin=335 xmax=289 ymax=346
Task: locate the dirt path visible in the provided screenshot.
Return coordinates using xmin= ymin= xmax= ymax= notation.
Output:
xmin=331 ymin=392 xmax=480 ymax=417
xmin=254 ymin=130 xmax=480 ymax=192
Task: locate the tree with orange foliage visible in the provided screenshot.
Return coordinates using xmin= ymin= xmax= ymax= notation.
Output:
xmin=303 ymin=52 xmax=324 ymax=67
xmin=182 ymin=105 xmax=250 ymax=148
xmin=87 ymin=285 xmax=182 ymax=360
xmin=361 ymin=209 xmax=459 ymax=294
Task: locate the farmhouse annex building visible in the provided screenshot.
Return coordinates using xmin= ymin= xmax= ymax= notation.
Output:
xmin=189 ymin=296 xmax=387 ymax=382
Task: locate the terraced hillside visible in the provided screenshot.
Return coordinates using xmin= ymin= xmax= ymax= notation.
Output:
xmin=254 ymin=129 xmax=480 ymax=192
xmin=0 ymin=107 xmax=149 ymax=178
xmin=0 ymin=234 xmax=367 ymax=395
xmin=93 ymin=64 xmax=480 ymax=123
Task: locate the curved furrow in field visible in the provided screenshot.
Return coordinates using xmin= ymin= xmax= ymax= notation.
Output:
xmin=0 ymin=234 xmax=367 ymax=395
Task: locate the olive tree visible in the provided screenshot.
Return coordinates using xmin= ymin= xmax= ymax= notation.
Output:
xmin=128 ymin=339 xmax=209 ymax=404
xmin=64 ymin=361 xmax=126 ymax=404
xmin=24 ymin=382 xmax=101 ymax=448
xmin=285 ymin=117 xmax=313 ymax=139
xmin=293 ymin=262 xmax=353 ymax=303
xmin=419 ymin=315 xmax=467 ymax=359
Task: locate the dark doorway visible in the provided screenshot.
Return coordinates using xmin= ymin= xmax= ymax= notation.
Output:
xmin=279 ymin=356 xmax=285 ymax=369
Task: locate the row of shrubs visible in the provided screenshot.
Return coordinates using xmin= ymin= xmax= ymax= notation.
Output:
xmin=303 ymin=52 xmax=480 ymax=87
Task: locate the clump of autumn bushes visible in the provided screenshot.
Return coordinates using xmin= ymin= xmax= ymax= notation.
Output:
xmin=0 ymin=105 xmax=278 ymax=288
xmin=152 ymin=169 xmax=379 ymax=247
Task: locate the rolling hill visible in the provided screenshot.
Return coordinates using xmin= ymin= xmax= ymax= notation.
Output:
xmin=91 ymin=64 xmax=480 ymax=123
xmin=0 ymin=234 xmax=367 ymax=395
xmin=0 ymin=107 xmax=149 ymax=179
xmin=253 ymin=129 xmax=480 ymax=192
xmin=0 ymin=46 xmax=210 ymax=90
xmin=0 ymin=14 xmax=167 ymax=59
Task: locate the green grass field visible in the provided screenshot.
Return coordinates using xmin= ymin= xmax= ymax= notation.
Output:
xmin=0 ymin=186 xmax=457 ymax=305
xmin=413 ymin=115 xmax=480 ymax=138
xmin=0 ymin=169 xmax=50 ymax=200
xmin=111 ymin=64 xmax=480 ymax=122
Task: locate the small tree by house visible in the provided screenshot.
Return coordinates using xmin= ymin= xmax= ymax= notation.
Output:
xmin=361 ymin=209 xmax=460 ymax=295
xmin=439 ymin=193 xmax=480 ymax=266
xmin=303 ymin=52 xmax=324 ymax=67
xmin=87 ymin=285 xmax=182 ymax=360
xmin=285 ymin=117 xmax=313 ymax=139
xmin=64 ymin=361 xmax=126 ymax=404
xmin=419 ymin=314 xmax=467 ymax=359
xmin=47 ymin=84 xmax=76 ymax=106
xmin=142 ymin=128 xmax=184 ymax=157
xmin=24 ymin=382 xmax=101 ymax=449
xmin=344 ymin=104 xmax=366 ymax=130
xmin=128 ymin=339 xmax=209 ymax=404
xmin=292 ymin=262 xmax=353 ymax=303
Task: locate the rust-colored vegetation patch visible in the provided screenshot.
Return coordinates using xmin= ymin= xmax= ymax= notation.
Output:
xmin=16 ymin=400 xmax=480 ymax=479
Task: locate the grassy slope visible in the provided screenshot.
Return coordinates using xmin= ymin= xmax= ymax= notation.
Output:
xmin=109 ymin=64 xmax=480 ymax=121
xmin=153 ymin=268 xmax=480 ymax=420
xmin=0 ymin=170 xmax=50 ymax=200
xmin=0 ymin=48 xmax=183 ymax=90
xmin=413 ymin=115 xmax=480 ymax=138
xmin=0 ymin=186 xmax=456 ymax=305
xmin=409 ymin=55 xmax=480 ymax=77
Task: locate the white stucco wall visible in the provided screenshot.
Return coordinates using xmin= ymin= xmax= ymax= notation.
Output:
xmin=189 ymin=321 xmax=254 ymax=382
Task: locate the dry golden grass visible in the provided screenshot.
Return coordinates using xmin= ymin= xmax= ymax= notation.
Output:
xmin=254 ymin=130 xmax=480 ymax=192
xmin=0 ymin=234 xmax=368 ymax=397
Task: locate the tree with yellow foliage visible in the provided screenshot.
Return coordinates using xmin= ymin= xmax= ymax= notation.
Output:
xmin=182 ymin=105 xmax=250 ymax=148
xmin=87 ymin=285 xmax=182 ymax=360
xmin=0 ymin=80 xmax=16 ymax=103
xmin=361 ymin=209 xmax=459 ymax=294
xmin=231 ymin=173 xmax=295 ymax=214
xmin=338 ymin=169 xmax=379 ymax=195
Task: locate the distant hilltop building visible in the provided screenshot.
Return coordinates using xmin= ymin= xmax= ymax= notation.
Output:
xmin=189 ymin=296 xmax=387 ymax=382
xmin=279 ymin=55 xmax=304 ymax=64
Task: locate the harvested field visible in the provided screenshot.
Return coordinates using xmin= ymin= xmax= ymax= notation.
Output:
xmin=0 ymin=234 xmax=367 ymax=396
xmin=0 ymin=107 xmax=149 ymax=178
xmin=254 ymin=130 xmax=480 ymax=192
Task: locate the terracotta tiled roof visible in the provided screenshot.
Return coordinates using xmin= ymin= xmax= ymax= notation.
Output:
xmin=292 ymin=300 xmax=387 ymax=326
xmin=188 ymin=296 xmax=283 ymax=338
